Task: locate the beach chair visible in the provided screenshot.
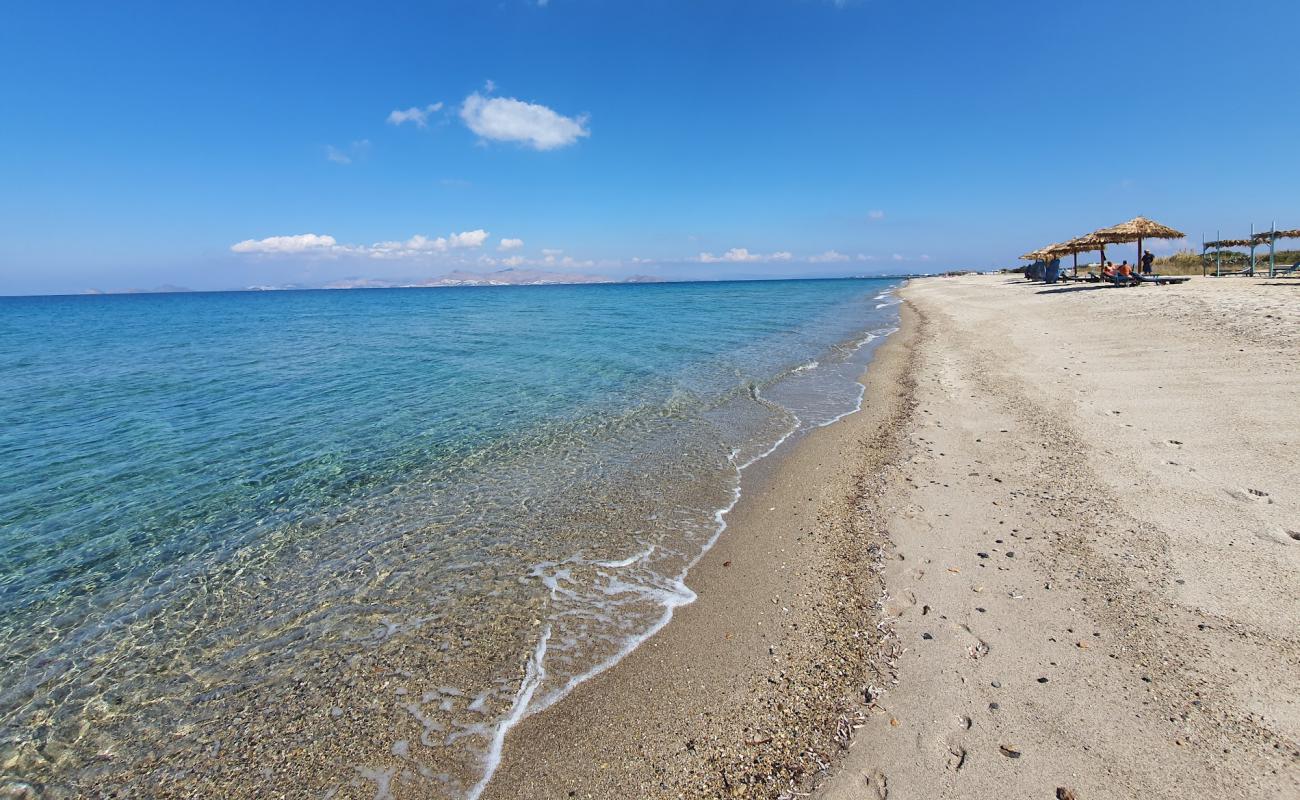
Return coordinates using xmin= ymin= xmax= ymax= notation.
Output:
xmin=1134 ymin=274 xmax=1190 ymax=285
xmin=1271 ymin=262 xmax=1299 ymax=277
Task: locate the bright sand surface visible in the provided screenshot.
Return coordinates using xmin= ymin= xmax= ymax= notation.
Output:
xmin=484 ymin=273 xmax=1299 ymax=799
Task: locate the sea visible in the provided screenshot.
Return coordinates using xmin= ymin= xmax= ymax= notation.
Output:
xmin=0 ymin=278 xmax=900 ymax=798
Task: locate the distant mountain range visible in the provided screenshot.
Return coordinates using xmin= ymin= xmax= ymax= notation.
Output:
xmin=82 ymin=268 xmax=666 ymax=295
xmin=316 ymin=268 xmax=658 ymax=290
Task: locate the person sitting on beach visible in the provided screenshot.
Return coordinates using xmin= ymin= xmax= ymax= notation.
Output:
xmin=1102 ymin=261 xmax=1116 ymax=281
xmin=1117 ymin=261 xmax=1135 ymax=284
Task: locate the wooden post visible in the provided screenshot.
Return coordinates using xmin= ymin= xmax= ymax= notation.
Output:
xmin=1250 ymin=223 xmax=1256 ymax=276
xmin=1216 ymin=230 xmax=1221 ymax=277
xmin=1269 ymin=221 xmax=1276 ymax=278
xmin=1137 ymin=235 xmax=1143 ymax=274
xmin=1201 ymin=234 xmax=1206 ymax=277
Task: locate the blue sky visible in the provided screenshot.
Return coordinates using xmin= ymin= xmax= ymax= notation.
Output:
xmin=2 ymin=0 xmax=1298 ymax=294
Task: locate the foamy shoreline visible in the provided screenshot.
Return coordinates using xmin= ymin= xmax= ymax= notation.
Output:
xmin=481 ymin=292 xmax=917 ymax=798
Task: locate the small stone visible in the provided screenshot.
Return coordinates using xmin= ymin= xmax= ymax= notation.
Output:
xmin=922 ymin=633 xmax=933 ymax=640
xmin=991 ymin=680 xmax=1001 ymax=688
xmin=999 ymin=744 xmax=1021 ymax=759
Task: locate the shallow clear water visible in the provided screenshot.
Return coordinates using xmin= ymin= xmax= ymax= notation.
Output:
xmin=0 ymin=279 xmax=899 ymax=797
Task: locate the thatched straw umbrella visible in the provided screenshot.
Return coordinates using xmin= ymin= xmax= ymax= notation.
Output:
xmin=1092 ymin=216 xmax=1186 ymax=273
xmin=1252 ymin=227 xmax=1300 ymax=276
xmin=1203 ymin=238 xmax=1254 ymax=276
xmin=1060 ymin=233 xmax=1109 ymax=275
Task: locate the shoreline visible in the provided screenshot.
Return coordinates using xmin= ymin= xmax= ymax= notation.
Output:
xmin=481 ymin=296 xmax=920 ymax=798
xmin=466 ymin=310 xmax=901 ymax=798
xmin=483 ymin=273 xmax=1300 ymax=800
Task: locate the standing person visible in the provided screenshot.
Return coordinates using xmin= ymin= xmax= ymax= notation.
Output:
xmin=1141 ymin=250 xmax=1155 ymax=274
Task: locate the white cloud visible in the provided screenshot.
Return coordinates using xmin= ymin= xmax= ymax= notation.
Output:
xmin=498 ymin=237 xmax=524 ymax=251
xmin=698 ymin=248 xmax=793 ymax=264
xmin=808 ymin=250 xmax=851 ymax=263
xmin=501 ymin=255 xmax=527 ymax=267
xmin=232 ymin=230 xmax=489 ymax=259
xmin=459 ymin=92 xmax=589 ymax=150
xmin=483 ymin=79 xmax=496 ymax=93
xmin=541 ymin=248 xmax=564 ymax=256
xmin=448 ymin=229 xmax=489 ymax=248
xmin=325 ymin=139 xmax=370 ymax=165
xmin=867 ymin=209 xmax=885 ymax=220
xmin=231 ymin=234 xmax=339 ymax=254
xmin=387 ymin=103 xmax=444 ymax=128
xmin=892 ymin=253 xmax=904 ymax=261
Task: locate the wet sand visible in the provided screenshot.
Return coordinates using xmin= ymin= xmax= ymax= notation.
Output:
xmin=483 ymin=273 xmax=1300 ymax=799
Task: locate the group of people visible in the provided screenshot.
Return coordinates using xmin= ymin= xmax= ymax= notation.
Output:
xmin=1101 ymin=250 xmax=1156 ymax=283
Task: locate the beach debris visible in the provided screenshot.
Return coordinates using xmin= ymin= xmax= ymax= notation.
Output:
xmin=921 ymin=632 xmax=933 ymax=640
xmin=947 ymin=567 xmax=961 ymax=574
xmin=723 ymin=560 xmax=732 ymax=567
xmin=1056 ymin=789 xmax=1077 ymax=800
xmin=998 ymin=744 xmax=1022 ymax=759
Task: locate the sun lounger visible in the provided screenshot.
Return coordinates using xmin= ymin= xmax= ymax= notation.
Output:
xmin=1271 ymin=262 xmax=1299 ymax=277
xmin=1134 ymin=274 xmax=1190 ymax=285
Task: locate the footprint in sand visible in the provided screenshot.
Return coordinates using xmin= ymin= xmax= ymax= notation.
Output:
xmin=855 ymin=768 xmax=889 ymax=800
xmin=1256 ymin=529 xmax=1300 ymax=546
xmin=953 ymin=624 xmax=990 ymax=660
xmin=1226 ymin=488 xmax=1272 ymax=504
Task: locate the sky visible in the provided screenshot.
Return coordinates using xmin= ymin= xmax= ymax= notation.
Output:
xmin=2 ymin=0 xmax=1298 ymax=295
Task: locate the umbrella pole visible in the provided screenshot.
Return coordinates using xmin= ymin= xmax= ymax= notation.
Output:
xmin=1137 ymin=235 xmax=1143 ymax=274
xmin=1270 ymin=221 xmax=1276 ymax=278
xmin=1250 ymin=223 xmax=1256 ymax=276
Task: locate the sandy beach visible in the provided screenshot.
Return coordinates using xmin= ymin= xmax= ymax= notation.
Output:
xmin=484 ymin=273 xmax=1300 ymax=799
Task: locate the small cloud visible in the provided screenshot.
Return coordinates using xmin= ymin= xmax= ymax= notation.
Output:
xmin=502 ymin=255 xmax=526 ymax=267
xmin=856 ymin=253 xmax=875 ymax=262
xmin=541 ymin=248 xmax=564 ymax=256
xmin=498 ymin=237 xmax=524 ymax=251
xmin=448 ymin=229 xmax=490 ymax=248
xmin=459 ymin=92 xmax=590 ymax=150
xmin=387 ymin=103 xmax=445 ymax=128
xmin=892 ymin=253 xmax=904 ymax=261
xmin=867 ymin=210 xmax=885 ymax=220
xmin=808 ymin=250 xmax=850 ymax=263
xmin=698 ymin=248 xmax=792 ymax=264
xmin=231 ymin=234 xmax=339 ymax=254
xmin=324 ymin=140 xmax=370 ymax=165
xmin=484 ymin=79 xmax=496 ymax=93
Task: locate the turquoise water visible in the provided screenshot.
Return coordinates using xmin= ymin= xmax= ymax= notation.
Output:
xmin=0 ymin=279 xmax=899 ymax=797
